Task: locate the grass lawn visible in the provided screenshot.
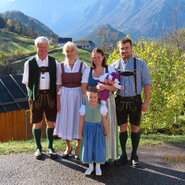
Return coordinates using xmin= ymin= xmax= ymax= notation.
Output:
xmin=0 ymin=134 xmax=184 ymax=155
xmin=49 ymin=48 xmax=91 ymax=65
xmin=0 ymin=29 xmax=34 ymax=55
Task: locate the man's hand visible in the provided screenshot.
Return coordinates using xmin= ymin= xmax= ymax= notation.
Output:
xmin=28 ymin=98 xmax=32 ymax=107
xmin=142 ymin=101 xmax=150 ymax=112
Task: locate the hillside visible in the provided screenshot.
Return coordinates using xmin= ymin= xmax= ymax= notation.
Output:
xmin=7 ymin=48 xmax=91 ymax=75
xmin=160 ymin=28 xmax=185 ymax=53
xmin=84 ymin=24 xmax=126 ymax=46
xmin=0 ymin=10 xmax=58 ymax=39
xmin=0 ymin=29 xmax=34 ymax=55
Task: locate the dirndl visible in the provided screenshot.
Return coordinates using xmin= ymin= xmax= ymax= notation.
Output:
xmin=81 ymin=121 xmax=106 ymax=164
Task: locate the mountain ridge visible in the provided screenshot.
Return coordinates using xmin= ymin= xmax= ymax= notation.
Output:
xmin=1 ymin=10 xmax=58 ymax=38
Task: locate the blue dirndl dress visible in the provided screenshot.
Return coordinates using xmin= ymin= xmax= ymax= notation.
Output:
xmin=81 ymin=104 xmax=106 ymax=164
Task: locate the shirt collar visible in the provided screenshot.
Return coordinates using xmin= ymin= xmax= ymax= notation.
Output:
xmin=36 ymin=54 xmax=48 ymax=66
xmin=65 ymin=58 xmax=79 ymax=70
xmin=121 ymin=56 xmax=134 ymax=64
xmin=36 ymin=54 xmax=48 ymax=62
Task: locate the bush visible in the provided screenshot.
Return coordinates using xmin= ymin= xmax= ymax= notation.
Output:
xmin=107 ymin=39 xmax=185 ymax=134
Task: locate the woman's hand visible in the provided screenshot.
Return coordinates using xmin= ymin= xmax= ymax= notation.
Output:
xmin=80 ymin=134 xmax=83 ymax=140
xmin=96 ymin=83 xmax=105 ymax=90
xmin=104 ymin=135 xmax=108 ymax=140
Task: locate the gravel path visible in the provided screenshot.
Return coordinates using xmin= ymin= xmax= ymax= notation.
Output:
xmin=0 ymin=144 xmax=185 ymax=185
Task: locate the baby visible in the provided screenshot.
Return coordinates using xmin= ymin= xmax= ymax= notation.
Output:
xmin=97 ymin=72 xmax=124 ymax=105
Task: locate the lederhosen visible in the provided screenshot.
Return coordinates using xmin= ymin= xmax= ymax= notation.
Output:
xmin=115 ymin=58 xmax=142 ymax=126
xmin=28 ymin=57 xmax=57 ymax=123
xmin=61 ymin=62 xmax=83 ymax=88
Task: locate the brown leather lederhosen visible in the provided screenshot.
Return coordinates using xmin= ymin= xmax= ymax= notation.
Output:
xmin=61 ymin=62 xmax=83 ymax=88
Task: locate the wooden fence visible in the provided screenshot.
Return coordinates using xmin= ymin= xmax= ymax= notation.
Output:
xmin=0 ymin=109 xmax=46 ymax=142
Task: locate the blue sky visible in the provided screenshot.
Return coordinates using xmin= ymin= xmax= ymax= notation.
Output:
xmin=0 ymin=0 xmax=93 ymax=34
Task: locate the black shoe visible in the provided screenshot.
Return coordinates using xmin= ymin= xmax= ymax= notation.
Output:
xmin=131 ymin=155 xmax=140 ymax=167
xmin=34 ymin=149 xmax=42 ymax=160
xmin=114 ymin=155 xmax=128 ymax=165
xmin=62 ymin=148 xmax=72 ymax=159
xmin=48 ymin=148 xmax=58 ymax=159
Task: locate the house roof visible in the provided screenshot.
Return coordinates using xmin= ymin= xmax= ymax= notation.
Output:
xmin=74 ymin=40 xmax=91 ymax=46
xmin=0 ymin=74 xmax=29 ymax=113
xmin=74 ymin=40 xmax=95 ymax=47
xmin=58 ymin=37 xmax=72 ymax=43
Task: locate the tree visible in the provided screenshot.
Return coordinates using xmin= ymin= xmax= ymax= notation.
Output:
xmin=6 ymin=19 xmax=13 ymax=27
xmin=0 ymin=16 xmax=6 ymax=29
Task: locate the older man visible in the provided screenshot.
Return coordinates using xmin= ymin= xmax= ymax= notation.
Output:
xmin=112 ymin=38 xmax=151 ymax=167
xmin=22 ymin=36 xmax=60 ymax=159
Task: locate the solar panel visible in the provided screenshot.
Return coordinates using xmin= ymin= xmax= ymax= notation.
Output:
xmin=0 ymin=74 xmax=28 ymax=112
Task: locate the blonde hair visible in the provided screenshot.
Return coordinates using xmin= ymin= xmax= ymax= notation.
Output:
xmin=63 ymin=41 xmax=78 ymax=55
xmin=34 ymin=36 xmax=49 ymax=46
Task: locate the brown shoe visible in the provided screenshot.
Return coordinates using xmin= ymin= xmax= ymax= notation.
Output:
xmin=75 ymin=148 xmax=80 ymax=160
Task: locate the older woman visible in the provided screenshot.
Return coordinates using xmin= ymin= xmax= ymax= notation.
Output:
xmin=81 ymin=48 xmax=118 ymax=161
xmin=54 ymin=42 xmax=87 ymax=159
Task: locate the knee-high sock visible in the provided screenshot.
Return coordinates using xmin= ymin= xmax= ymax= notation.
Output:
xmin=131 ymin=131 xmax=140 ymax=157
xmin=46 ymin=127 xmax=54 ymax=149
xmin=32 ymin=128 xmax=42 ymax=150
xmin=119 ymin=131 xmax=128 ymax=157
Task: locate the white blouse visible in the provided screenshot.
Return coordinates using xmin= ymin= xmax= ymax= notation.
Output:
xmin=57 ymin=59 xmax=87 ymax=85
xmin=81 ymin=66 xmax=116 ymax=83
xmin=79 ymin=104 xmax=108 ymax=116
xmin=22 ymin=55 xmax=61 ymax=89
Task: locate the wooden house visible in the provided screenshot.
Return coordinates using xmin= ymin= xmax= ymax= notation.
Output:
xmin=0 ymin=74 xmax=46 ymax=142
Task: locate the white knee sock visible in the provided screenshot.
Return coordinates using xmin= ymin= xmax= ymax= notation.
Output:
xmin=89 ymin=163 xmax=94 ymax=170
xmin=96 ymin=163 xmax=100 ymax=170
xmin=95 ymin=163 xmax=102 ymax=176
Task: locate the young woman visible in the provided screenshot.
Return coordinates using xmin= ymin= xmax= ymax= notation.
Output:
xmin=81 ymin=48 xmax=118 ymax=161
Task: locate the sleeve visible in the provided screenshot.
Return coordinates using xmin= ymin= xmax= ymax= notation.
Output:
xmin=79 ymin=105 xmax=86 ymax=116
xmin=114 ymin=83 xmax=122 ymax=90
xmin=81 ymin=67 xmax=90 ymax=83
xmin=82 ymin=62 xmax=88 ymax=73
xmin=110 ymin=61 xmax=119 ymax=70
xmin=100 ymin=105 xmax=108 ymax=116
xmin=57 ymin=87 xmax=62 ymax=95
xmin=141 ymin=61 xmax=152 ymax=87
xmin=22 ymin=60 xmax=29 ymax=84
xmin=56 ymin=61 xmax=62 ymax=85
xmin=108 ymin=65 xmax=116 ymax=74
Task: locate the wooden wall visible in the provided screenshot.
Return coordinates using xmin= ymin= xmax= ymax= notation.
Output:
xmin=0 ymin=110 xmax=46 ymax=142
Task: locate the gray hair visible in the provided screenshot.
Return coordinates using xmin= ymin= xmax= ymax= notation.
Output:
xmin=34 ymin=36 xmax=49 ymax=46
xmin=63 ymin=41 xmax=77 ymax=55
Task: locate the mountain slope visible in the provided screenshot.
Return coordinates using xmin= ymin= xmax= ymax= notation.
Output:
xmin=85 ymin=24 xmax=126 ymax=45
xmin=1 ymin=10 xmax=58 ymax=38
xmin=58 ymin=0 xmax=185 ymax=39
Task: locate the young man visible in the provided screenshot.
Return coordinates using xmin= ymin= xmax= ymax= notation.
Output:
xmin=111 ymin=38 xmax=151 ymax=167
xmin=22 ymin=36 xmax=60 ymax=159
